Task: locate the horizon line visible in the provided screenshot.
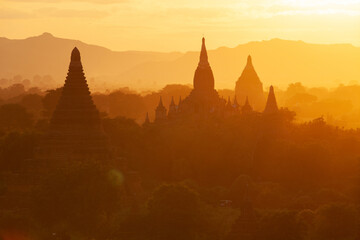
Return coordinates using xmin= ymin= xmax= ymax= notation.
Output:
xmin=1 ymin=32 xmax=359 ymax=53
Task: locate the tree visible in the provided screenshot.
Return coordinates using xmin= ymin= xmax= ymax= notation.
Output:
xmin=20 ymin=94 xmax=43 ymax=117
xmin=0 ymin=104 xmax=33 ymax=130
xmin=0 ymin=211 xmax=37 ymax=237
xmin=32 ymin=162 xmax=122 ymax=238
xmin=147 ymin=184 xmax=205 ymax=240
xmin=6 ymin=83 xmax=25 ymax=98
xmin=0 ymin=131 xmax=38 ymax=171
xmin=255 ymin=210 xmax=304 ymax=240
xmin=42 ymin=88 xmax=62 ymax=118
xmin=229 ymin=175 xmax=255 ymax=207
xmin=312 ymin=204 xmax=358 ymax=240
xmin=296 ymin=209 xmax=315 ymax=240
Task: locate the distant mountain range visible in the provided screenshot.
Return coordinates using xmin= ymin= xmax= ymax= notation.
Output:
xmin=0 ymin=32 xmax=359 ymax=91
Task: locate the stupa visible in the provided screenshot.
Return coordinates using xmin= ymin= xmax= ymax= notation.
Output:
xmin=263 ymin=85 xmax=279 ymax=114
xmin=235 ymin=55 xmax=265 ymax=111
xmin=155 ymin=97 xmax=167 ymax=122
xmin=39 ymin=47 xmax=110 ymax=162
xmin=180 ymin=38 xmax=222 ymax=115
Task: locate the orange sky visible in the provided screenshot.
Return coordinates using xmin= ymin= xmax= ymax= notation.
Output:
xmin=1 ymin=0 xmax=360 ymax=51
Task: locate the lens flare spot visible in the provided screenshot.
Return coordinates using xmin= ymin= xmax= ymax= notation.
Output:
xmin=108 ymin=169 xmax=124 ymax=186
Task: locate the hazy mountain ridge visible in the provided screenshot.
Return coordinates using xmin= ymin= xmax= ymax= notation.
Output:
xmin=119 ymin=38 xmax=360 ymax=90
xmin=0 ymin=33 xmax=183 ymax=88
xmin=0 ymin=33 xmax=359 ymax=91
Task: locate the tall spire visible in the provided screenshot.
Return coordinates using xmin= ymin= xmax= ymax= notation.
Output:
xmin=234 ymin=96 xmax=239 ymax=107
xmin=199 ymin=37 xmax=209 ymax=67
xmin=263 ymin=86 xmax=279 ymax=114
xmin=247 ymin=55 xmax=252 ymax=66
xmin=177 ymin=96 xmax=182 ymax=112
xmin=245 ymin=96 xmax=249 ymax=105
xmin=193 ymin=37 xmax=215 ymax=91
xmin=225 ymin=96 xmax=233 ymax=113
xmin=242 ymin=96 xmax=253 ymax=114
xmin=158 ymin=96 xmax=164 ymax=108
xmin=155 ymin=96 xmax=167 ymax=122
xmin=170 ymin=96 xmax=175 ymax=106
xmin=227 ymin=96 xmax=232 ymax=106
xmin=168 ymin=96 xmax=177 ymax=119
xmin=233 ymin=96 xmax=240 ymax=110
xmin=144 ymin=112 xmax=150 ymax=125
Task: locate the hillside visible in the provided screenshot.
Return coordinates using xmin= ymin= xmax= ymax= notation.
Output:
xmin=124 ymin=39 xmax=360 ymax=90
xmin=0 ymin=33 xmax=182 ymax=90
xmin=0 ymin=33 xmax=359 ymax=91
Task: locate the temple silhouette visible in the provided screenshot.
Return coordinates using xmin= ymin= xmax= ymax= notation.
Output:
xmin=179 ymin=37 xmax=222 ymax=115
xmin=263 ymin=85 xmax=279 ymax=114
xmin=151 ymin=38 xmax=279 ymax=123
xmin=34 ymin=38 xmax=281 ymax=160
xmin=38 ymin=47 xmax=110 ymax=162
xmin=0 ymin=37 xmax=303 ymax=238
xmin=235 ymin=55 xmax=265 ymax=111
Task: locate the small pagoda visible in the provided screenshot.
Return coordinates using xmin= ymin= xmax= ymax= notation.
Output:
xmin=263 ymin=85 xmax=279 ymax=114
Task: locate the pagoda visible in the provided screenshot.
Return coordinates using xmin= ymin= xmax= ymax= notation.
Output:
xmin=155 ymin=97 xmax=167 ymax=122
xmin=143 ymin=112 xmax=150 ymax=125
xmin=263 ymin=85 xmax=279 ymax=114
xmin=180 ymin=38 xmax=222 ymax=115
xmin=39 ymin=47 xmax=110 ymax=161
xmin=242 ymin=97 xmax=253 ymax=114
xmin=235 ymin=55 xmax=265 ymax=111
xmin=168 ymin=96 xmax=177 ymax=119
xmin=233 ymin=96 xmax=240 ymax=111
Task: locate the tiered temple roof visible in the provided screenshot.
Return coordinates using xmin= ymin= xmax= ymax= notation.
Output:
xmin=40 ymin=47 xmax=109 ymax=161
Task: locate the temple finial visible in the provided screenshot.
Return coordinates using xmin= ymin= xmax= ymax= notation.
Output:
xmin=155 ymin=96 xmax=167 ymax=122
xmin=233 ymin=95 xmax=239 ymax=107
xmin=247 ymin=55 xmax=252 ymax=65
xmin=170 ymin=96 xmax=175 ymax=106
xmin=158 ymin=96 xmax=164 ymax=107
xmin=71 ymin=47 xmax=81 ymax=62
xmin=144 ymin=112 xmax=150 ymax=124
xmin=263 ymin=85 xmax=279 ymax=114
xmin=199 ymin=37 xmax=208 ymax=65
xmin=242 ymin=96 xmax=253 ymax=114
xmin=193 ymin=36 xmax=214 ymax=91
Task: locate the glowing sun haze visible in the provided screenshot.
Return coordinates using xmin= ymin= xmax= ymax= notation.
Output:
xmin=1 ymin=0 xmax=360 ymax=51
